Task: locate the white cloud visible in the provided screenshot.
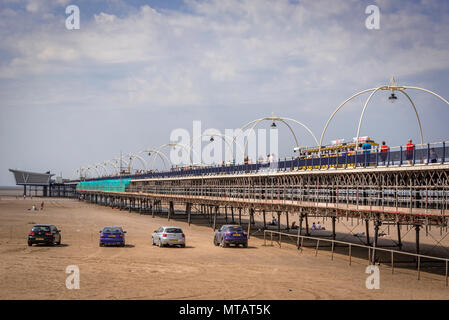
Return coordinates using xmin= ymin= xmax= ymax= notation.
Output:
xmin=25 ymin=0 xmax=70 ymax=13
xmin=1 ymin=0 xmax=449 ymax=127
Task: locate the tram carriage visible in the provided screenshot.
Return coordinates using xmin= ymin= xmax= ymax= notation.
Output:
xmin=294 ymin=136 xmax=379 ymax=170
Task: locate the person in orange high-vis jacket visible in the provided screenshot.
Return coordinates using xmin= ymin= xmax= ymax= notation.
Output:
xmin=380 ymin=141 xmax=389 ymax=164
xmin=406 ymin=139 xmax=415 ymax=164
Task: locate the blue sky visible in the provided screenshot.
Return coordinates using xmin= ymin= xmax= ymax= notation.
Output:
xmin=1 ymin=0 xmax=449 ymax=184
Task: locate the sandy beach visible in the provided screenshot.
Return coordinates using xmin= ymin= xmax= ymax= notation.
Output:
xmin=0 ymin=195 xmax=448 ymax=300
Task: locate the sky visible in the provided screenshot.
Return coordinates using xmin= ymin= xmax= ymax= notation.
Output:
xmin=1 ymin=0 xmax=449 ymax=185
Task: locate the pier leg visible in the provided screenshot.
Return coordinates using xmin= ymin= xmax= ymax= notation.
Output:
xmin=239 ymin=208 xmax=242 ymax=225
xmin=277 ymin=211 xmax=281 ymax=234
xmin=415 ymin=224 xmax=420 ymax=255
xmin=247 ymin=209 xmax=252 ymax=240
xmin=332 ymin=216 xmax=336 ymax=241
xmin=209 ymin=206 xmax=212 ymax=226
xmin=299 ymin=214 xmax=304 ymax=236
xmin=231 ymin=207 xmax=235 ymax=223
xmin=168 ymin=201 xmax=174 ymax=221
xmin=225 ymin=206 xmax=228 ymax=223
xmin=397 ymin=222 xmax=402 ymax=250
xmin=373 ymin=219 xmax=380 ymax=264
xmin=365 ymin=219 xmax=370 ymax=246
xmin=213 ymin=206 xmax=218 ymax=231
xmin=263 ymin=210 xmax=266 ymax=230
xmin=286 ymin=212 xmax=290 ymax=231
xmin=151 ymin=200 xmax=155 ymax=218
xmin=186 ymin=203 xmax=191 ymax=226
xmin=305 ymin=213 xmax=310 ymax=236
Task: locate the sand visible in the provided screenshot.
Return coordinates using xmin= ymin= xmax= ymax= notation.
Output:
xmin=0 ymin=196 xmax=448 ymax=300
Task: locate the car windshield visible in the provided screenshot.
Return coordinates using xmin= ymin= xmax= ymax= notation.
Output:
xmin=165 ymin=228 xmax=182 ymax=233
xmin=32 ymin=226 xmax=50 ymax=232
xmin=224 ymin=226 xmax=243 ymax=232
xmin=103 ymin=227 xmax=122 ymax=233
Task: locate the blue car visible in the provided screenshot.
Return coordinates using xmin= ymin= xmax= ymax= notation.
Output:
xmin=214 ymin=224 xmax=248 ymax=248
xmin=99 ymin=226 xmax=126 ymax=247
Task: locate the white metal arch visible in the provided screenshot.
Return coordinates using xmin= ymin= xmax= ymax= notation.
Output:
xmin=104 ymin=161 xmax=119 ymax=175
xmin=127 ymin=153 xmax=148 ymax=173
xmin=112 ymin=158 xmax=129 ymax=173
xmin=319 ymin=80 xmax=449 ymax=153
xmin=354 ymin=84 xmax=449 ymax=150
xmin=71 ymin=168 xmax=80 ymax=180
xmin=236 ymin=116 xmax=319 ymax=157
xmin=87 ymin=165 xmax=101 ymax=178
xmin=138 ymin=149 xmax=171 ymax=171
xmin=152 ymin=143 xmax=200 ymax=169
xmin=191 ymin=133 xmax=244 ymax=163
xmin=319 ymin=88 xmax=377 ymax=150
xmin=80 ymin=167 xmax=88 ymax=179
xmin=95 ymin=162 xmax=108 ymax=176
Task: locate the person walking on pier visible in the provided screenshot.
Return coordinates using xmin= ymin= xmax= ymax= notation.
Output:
xmin=362 ymin=139 xmax=372 ymax=154
xmin=380 ymin=141 xmax=389 ymax=164
xmin=429 ymin=148 xmax=438 ymax=163
xmin=406 ymin=139 xmax=415 ymax=164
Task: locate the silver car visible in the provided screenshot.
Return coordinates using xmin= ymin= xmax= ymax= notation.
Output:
xmin=152 ymin=226 xmax=186 ymax=248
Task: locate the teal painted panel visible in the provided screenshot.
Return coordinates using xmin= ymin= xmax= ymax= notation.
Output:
xmin=76 ymin=178 xmax=132 ymax=192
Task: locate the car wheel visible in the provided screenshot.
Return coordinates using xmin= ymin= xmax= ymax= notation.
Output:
xmin=243 ymin=242 xmax=248 ymax=248
xmin=27 ymin=241 xmax=32 ymax=247
xmin=57 ymin=237 xmax=61 ymax=245
xmin=180 ymin=244 xmax=186 ymax=248
xmin=152 ymin=237 xmax=155 ymax=246
xmin=99 ymin=242 xmax=103 ymax=247
xmin=158 ymin=239 xmax=163 ymax=247
xmin=121 ymin=242 xmax=125 ymax=247
xmin=220 ymin=239 xmax=227 ymax=248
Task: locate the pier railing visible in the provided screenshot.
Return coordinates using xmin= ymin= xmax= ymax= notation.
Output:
xmin=263 ymin=230 xmax=449 ymax=287
xmin=75 ymin=140 xmax=449 ymax=182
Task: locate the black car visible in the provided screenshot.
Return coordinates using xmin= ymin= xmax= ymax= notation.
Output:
xmin=28 ymin=224 xmax=61 ymax=246
xmin=214 ymin=224 xmax=248 ymax=247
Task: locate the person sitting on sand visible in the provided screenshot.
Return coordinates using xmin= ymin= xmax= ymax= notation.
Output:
xmin=354 ymin=232 xmax=365 ymax=237
xmin=291 ymin=221 xmax=298 ymax=229
xmin=40 ymin=202 xmax=44 ymax=210
xmin=316 ymin=222 xmax=322 ymax=230
xmin=312 ymin=222 xmax=317 ymax=230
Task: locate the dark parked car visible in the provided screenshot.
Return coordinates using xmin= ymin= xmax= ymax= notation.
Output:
xmin=214 ymin=225 xmax=248 ymax=248
xmin=99 ymin=226 xmax=126 ymax=247
xmin=28 ymin=224 xmax=61 ymax=246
